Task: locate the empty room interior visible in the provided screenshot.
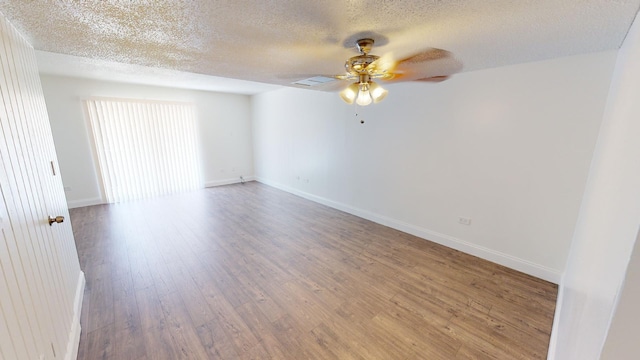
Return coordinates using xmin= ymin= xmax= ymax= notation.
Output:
xmin=1 ymin=1 xmax=640 ymax=359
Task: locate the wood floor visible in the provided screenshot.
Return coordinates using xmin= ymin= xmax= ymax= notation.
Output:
xmin=71 ymin=182 xmax=557 ymax=360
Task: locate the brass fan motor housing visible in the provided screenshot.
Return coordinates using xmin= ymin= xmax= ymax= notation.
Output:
xmin=345 ymin=54 xmax=380 ymax=75
xmin=344 ymin=38 xmax=380 ymax=76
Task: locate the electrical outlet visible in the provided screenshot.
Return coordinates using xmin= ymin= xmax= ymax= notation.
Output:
xmin=458 ymin=217 xmax=472 ymax=225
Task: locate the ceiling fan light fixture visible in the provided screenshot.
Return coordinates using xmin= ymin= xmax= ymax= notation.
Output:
xmin=356 ymin=87 xmax=372 ymax=106
xmin=369 ymin=81 xmax=388 ymax=103
xmin=339 ymin=83 xmax=360 ymax=104
xmin=342 ymin=80 xmax=386 ymax=106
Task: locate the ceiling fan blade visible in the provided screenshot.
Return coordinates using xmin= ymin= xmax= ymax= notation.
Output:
xmin=381 ymin=48 xmax=462 ymax=83
xmin=400 ymin=48 xmax=453 ymax=64
xmin=368 ymin=52 xmax=398 ymax=75
xmin=415 ymin=75 xmax=450 ymax=82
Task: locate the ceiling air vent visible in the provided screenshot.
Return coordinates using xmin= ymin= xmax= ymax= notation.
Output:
xmin=292 ymin=76 xmax=336 ymax=87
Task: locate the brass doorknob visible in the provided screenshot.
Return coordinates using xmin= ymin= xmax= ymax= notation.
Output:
xmin=48 ymin=216 xmax=64 ymax=226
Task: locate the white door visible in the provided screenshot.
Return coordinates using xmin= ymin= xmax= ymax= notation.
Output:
xmin=0 ymin=13 xmax=83 ymax=360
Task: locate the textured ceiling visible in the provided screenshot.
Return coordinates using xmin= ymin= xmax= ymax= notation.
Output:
xmin=1 ymin=0 xmax=639 ymax=93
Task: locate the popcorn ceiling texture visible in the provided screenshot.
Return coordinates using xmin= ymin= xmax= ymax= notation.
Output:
xmin=1 ymin=0 xmax=639 ymax=88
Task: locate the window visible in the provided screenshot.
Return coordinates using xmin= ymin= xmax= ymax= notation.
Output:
xmin=85 ymin=98 xmax=202 ymax=203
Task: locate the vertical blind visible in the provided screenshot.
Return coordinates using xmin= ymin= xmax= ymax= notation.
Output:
xmin=85 ymin=98 xmax=202 ymax=203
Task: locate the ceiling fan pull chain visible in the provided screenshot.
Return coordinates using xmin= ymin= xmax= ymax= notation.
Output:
xmin=354 ymin=103 xmax=365 ymax=124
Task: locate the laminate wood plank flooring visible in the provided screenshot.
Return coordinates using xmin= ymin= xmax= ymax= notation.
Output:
xmin=71 ymin=182 xmax=557 ymax=359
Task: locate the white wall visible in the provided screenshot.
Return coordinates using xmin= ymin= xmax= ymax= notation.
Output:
xmin=601 ymin=230 xmax=640 ymax=359
xmin=549 ymin=11 xmax=640 ymax=360
xmin=40 ymin=75 xmax=255 ymax=207
xmin=252 ymin=51 xmax=617 ymax=282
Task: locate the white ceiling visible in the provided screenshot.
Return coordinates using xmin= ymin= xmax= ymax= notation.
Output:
xmin=1 ymin=0 xmax=639 ymax=94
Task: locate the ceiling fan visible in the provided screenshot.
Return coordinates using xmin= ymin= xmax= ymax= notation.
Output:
xmin=330 ymin=38 xmax=461 ymax=106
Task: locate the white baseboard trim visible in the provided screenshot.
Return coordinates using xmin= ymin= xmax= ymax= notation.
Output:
xmin=205 ymin=176 xmax=255 ymax=188
xmin=66 ymin=197 xmax=103 ymax=209
xmin=546 ymin=277 xmax=566 ymax=359
xmin=64 ymin=271 xmax=85 ymax=360
xmin=256 ymin=177 xmax=561 ymax=284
